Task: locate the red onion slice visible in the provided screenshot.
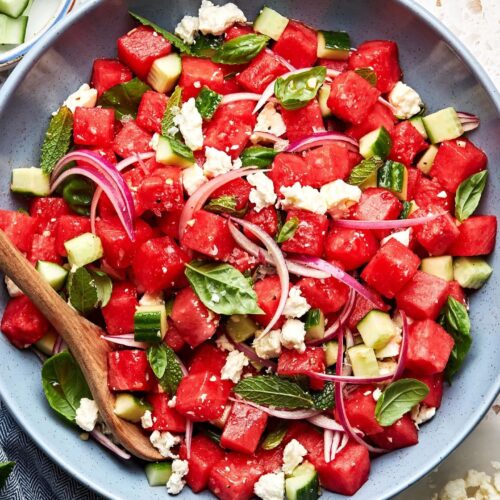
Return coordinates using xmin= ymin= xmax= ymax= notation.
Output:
xmin=90 ymin=428 xmax=131 ymax=460
xmin=334 ymin=432 xmax=349 ymax=460
xmin=307 ymin=370 xmax=392 ymax=384
xmin=221 ymin=92 xmax=262 ymax=105
xmin=377 ymin=96 xmax=397 ymax=114
xmin=265 ymin=48 xmax=296 ymax=72
xmin=286 ymin=131 xmax=359 ymax=153
xmin=392 ymin=310 xmax=409 ymax=381
xmin=101 ymin=334 xmax=147 ymax=349
xmin=229 ymin=398 xmax=321 ymax=419
xmin=172 ymin=354 xmax=193 ymax=459
xmin=324 ymin=429 xmax=334 ymax=462
xmin=326 ymin=68 xmax=341 ymax=79
xmin=52 ymin=336 xmax=67 ymax=355
xmin=30 ymin=346 xmax=48 ymax=363
xmin=307 ymin=414 xmax=345 ymax=432
xmin=232 ymin=341 xmax=277 ymax=370
xmin=461 ymin=121 xmax=480 ymax=132
xmin=457 ymin=111 xmax=480 ymax=130
xmin=334 ymin=213 xmax=442 ymax=230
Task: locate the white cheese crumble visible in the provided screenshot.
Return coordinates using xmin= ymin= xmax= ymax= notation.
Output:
xmin=381 ymin=228 xmax=412 ymax=247
xmin=4 ymin=276 xmax=23 ymax=297
xmin=168 ymin=396 xmax=177 ymax=408
xmin=167 ymin=459 xmax=189 ymax=495
xmin=248 ymin=172 xmax=277 ymax=212
xmin=182 ymin=165 xmax=208 ymax=195
xmin=220 ymin=350 xmax=249 ymax=383
xmin=198 ymin=0 xmax=246 ymax=36
xmin=150 ymin=431 xmax=181 ymax=459
xmin=75 ymin=398 xmax=99 ymax=432
xmin=320 ymin=180 xmax=362 ymax=212
xmin=62 ymin=84 xmax=98 ymax=114
xmin=388 ymin=81 xmax=423 ymax=120
xmin=141 ymin=410 xmax=153 ymax=429
xmin=149 ymin=132 xmax=160 ymax=151
xmin=203 ymin=147 xmax=242 ymax=178
xmin=174 ymin=98 xmax=204 ymax=151
xmin=253 ymin=329 xmax=282 ymax=359
xmin=139 ymin=292 xmax=164 ymax=306
xmin=280 ymin=183 xmax=327 ymax=215
xmin=255 ymin=103 xmax=287 ymax=137
xmin=216 ymin=334 xmax=235 ymax=352
xmin=282 ymin=439 xmax=307 ymax=475
xmin=283 ymin=287 xmax=311 ymax=319
xmin=175 ymin=15 xmax=200 ymax=45
xmin=280 ymin=319 xmax=307 ymax=353
xmin=410 ymin=404 xmax=436 ymax=427
xmin=372 ymin=388 xmax=382 ymax=401
xmin=254 ymin=471 xmax=285 ymax=500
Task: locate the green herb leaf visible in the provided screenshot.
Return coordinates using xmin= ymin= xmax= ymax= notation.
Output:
xmin=354 ymin=67 xmax=378 ymax=86
xmin=212 ymin=34 xmax=270 ymax=65
xmin=234 ymin=375 xmax=315 ymax=409
xmin=0 ymin=462 xmax=15 ymax=488
xmin=62 ymin=177 xmax=94 ymax=216
xmin=147 ymin=344 xmax=183 ymax=395
xmin=41 ymin=351 xmax=92 ymax=424
xmin=185 ymin=261 xmax=264 ymax=315
xmin=276 ymin=216 xmax=299 ymax=243
xmin=97 ymin=77 xmax=150 ymax=120
xmin=195 ymin=86 xmax=222 ymax=120
xmin=67 ymin=267 xmax=99 ymax=314
xmin=261 ymin=422 xmax=288 ymax=450
xmin=312 ymin=382 xmax=335 ymax=410
xmin=205 ymin=195 xmax=238 ymax=215
xmin=455 ymin=170 xmax=488 ymax=222
xmin=129 ymin=11 xmax=192 ymax=54
xmin=40 ymin=106 xmax=73 ymax=174
xmin=375 ymin=378 xmax=429 ymax=426
xmin=377 ymin=160 xmax=405 ymax=193
xmin=89 ymin=269 xmax=113 ymax=307
xmin=161 ymin=86 xmax=182 ymax=137
xmin=439 ymin=296 xmax=472 ymax=381
xmin=240 ymin=146 xmax=278 ymax=168
xmin=274 ymin=66 xmax=326 ymax=110
xmin=190 ymin=34 xmax=223 ymax=58
xmin=348 ymin=156 xmax=384 ymax=185
xmin=399 ymin=201 xmax=412 ymax=219
xmin=167 ymin=136 xmax=195 ymax=162
xmin=205 ymin=427 xmax=222 ymax=444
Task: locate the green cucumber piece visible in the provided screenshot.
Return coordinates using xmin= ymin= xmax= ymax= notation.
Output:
xmin=348 ymin=344 xmax=380 ymax=377
xmin=377 ymin=160 xmax=408 ymax=199
xmin=36 ymin=261 xmax=69 ymax=290
xmin=357 ymin=310 xmax=397 ymax=350
xmin=156 ymin=135 xmax=195 ymax=168
xmin=0 ymin=14 xmax=27 ymax=44
xmin=453 ymin=257 xmax=492 ymax=289
xmin=317 ymin=31 xmax=350 ymax=60
xmin=422 ymin=107 xmax=463 ymax=144
xmin=147 ymin=53 xmax=181 ymax=94
xmin=64 ymin=232 xmax=103 ymax=267
xmin=417 ymin=145 xmax=439 ymax=175
xmin=145 ymin=462 xmax=173 ymax=487
xmin=324 ymin=341 xmax=338 ymax=367
xmin=318 ymin=85 xmax=332 ymax=117
xmin=285 ymin=461 xmax=319 ymax=500
xmin=409 ymin=116 xmax=428 ymax=139
xmin=421 ymin=256 xmax=453 ymax=281
xmin=34 ymin=330 xmax=58 ymax=355
xmin=11 ymin=168 xmax=50 ymax=196
xmin=0 ymin=0 xmax=29 ymax=18
xmin=253 ymin=6 xmax=289 ymax=41
xmin=304 ymin=309 xmax=325 ymax=341
xmin=113 ymin=393 xmax=151 ymax=423
xmin=359 ymin=127 xmax=392 ymax=160
xmin=134 ymin=305 xmax=167 ymax=342
xmin=226 ymin=315 xmax=258 ymax=343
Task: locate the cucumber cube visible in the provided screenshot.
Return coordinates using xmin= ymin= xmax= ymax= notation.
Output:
xmin=134 ymin=305 xmax=167 ymax=342
xmin=453 ymin=257 xmax=492 ymax=289
xmin=318 ymin=85 xmax=332 ymax=118
xmin=348 ymin=344 xmax=380 ymax=377
xmin=359 ymin=127 xmax=392 ymax=160
xmin=417 ymin=145 xmax=439 ymax=174
xmin=421 ymin=256 xmax=454 ymax=281
xmin=253 ymin=6 xmax=289 ymax=41
xmin=11 ymin=168 xmax=50 ymax=197
xmin=147 ymin=53 xmax=181 ymax=94
xmin=357 ymin=310 xmax=397 ymax=350
xmin=0 ymin=13 xmax=27 ymax=44
xmin=156 ymin=136 xmax=195 ymax=168
xmin=304 ymin=309 xmax=325 ymax=341
xmin=317 ymin=31 xmax=350 ymax=60
xmin=0 ymin=0 xmax=30 ymax=18
xmin=324 ymin=341 xmax=338 ymax=367
xmin=285 ymin=461 xmax=319 ymax=500
xmin=226 ymin=315 xmax=258 ymax=343
xmin=114 ymin=393 xmax=151 ymax=423
xmin=377 ymin=161 xmax=408 ymax=200
xmin=64 ymin=233 xmax=103 ymax=267
xmin=409 ymin=116 xmax=428 ymax=139
xmin=422 ymin=107 xmax=463 ymax=144
xmin=145 ymin=462 xmax=173 ymax=487
xmin=36 ymin=261 xmax=69 ymax=290
xmin=34 ymin=330 xmax=58 ymax=355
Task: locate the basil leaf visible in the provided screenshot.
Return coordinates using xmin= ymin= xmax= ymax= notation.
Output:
xmin=348 ymin=156 xmax=384 ymax=185
xmin=97 ymin=77 xmax=150 ymax=120
xmin=41 ymin=351 xmax=92 ymax=424
xmin=312 ymin=382 xmax=335 ymax=410
xmin=205 ymin=195 xmax=238 ymax=215
xmin=67 ymin=267 xmax=99 ymax=314
xmin=240 ymin=146 xmax=278 ymax=168
xmin=161 ymin=86 xmax=182 ymax=137
xmin=399 ymin=201 xmax=412 ymax=220
xmin=212 ymin=34 xmax=270 ymax=65
xmin=277 ymin=216 xmax=299 ymax=243
xmin=185 ymin=261 xmax=264 ymax=315
xmin=40 ymin=106 xmax=73 ymax=174
xmin=167 ymin=136 xmax=195 ymax=162
xmin=375 ymin=378 xmax=429 ymax=426
xmin=147 ymin=344 xmax=183 ymax=395
xmin=0 ymin=462 xmax=15 ymax=488
xmin=455 ymin=170 xmax=488 ymax=222
xmin=191 ymin=34 xmax=223 ymax=58
xmin=354 ymin=67 xmax=378 ymax=86
xmin=129 ymin=11 xmax=192 ymax=54
xmin=62 ymin=177 xmax=94 ymax=216
xmin=234 ymin=375 xmax=315 ymax=409
xmin=274 ymin=66 xmax=326 ymax=110
xmin=89 ymin=269 xmax=113 ymax=307
xmin=440 ymin=296 xmax=472 ymax=381
xmin=195 ymin=86 xmax=222 ymax=120
xmin=261 ymin=422 xmax=288 ymax=450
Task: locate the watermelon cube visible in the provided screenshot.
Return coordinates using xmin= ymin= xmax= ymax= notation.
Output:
xmin=327 ymin=71 xmax=381 ymax=125
xmin=302 ymin=143 xmax=352 ymax=186
xmin=370 ymin=414 xmax=418 ymax=450
xmin=225 ymin=24 xmax=254 ymax=40
xmin=113 ymin=120 xmax=152 ymax=158
xmin=251 ymin=275 xmax=285 ymax=328
xmin=396 ymin=271 xmax=449 ymax=320
xmin=137 ymin=166 xmax=184 ymax=215
xmin=136 ymin=90 xmax=168 ymax=133
xmin=404 ymin=371 xmax=444 ymax=408
xmin=164 ymin=321 xmax=185 ymax=352
xmin=188 ymin=343 xmax=227 ymax=376
xmin=29 ymin=198 xmax=71 ymax=234
xmin=178 ymin=57 xmax=222 ymax=100
xmin=1 ymin=296 xmax=49 ymax=348
xmin=297 ymin=276 xmax=349 ymax=314
xmin=281 ymin=209 xmax=328 ymax=257
xmin=158 ymin=210 xmax=182 ymax=239
xmin=346 ymin=101 xmax=396 ymax=140
xmin=430 ymin=138 xmax=488 ymax=193
xmin=447 ymin=280 xmax=467 ymax=305
xmin=117 ymin=25 xmax=172 ymax=80
xmin=269 ymin=153 xmax=311 ymax=194
xmin=73 ymin=107 xmax=115 ymax=146
xmin=54 ymin=215 xmax=91 ymax=256
xmin=406 ymin=319 xmax=455 ymax=375
xmin=220 ymin=402 xmax=268 ymax=454
xmin=277 ymin=347 xmax=326 ymax=390
xmin=171 ymin=288 xmax=220 ymax=348
xmin=91 ymin=58 xmax=132 ymax=96
xmin=388 ymin=121 xmax=428 ymax=165
xmin=28 ymin=234 xmax=61 ymax=265
xmin=406 ymin=167 xmax=422 ymax=201
xmin=447 ymin=215 xmax=497 ymax=256
xmin=101 ymin=282 xmax=137 ymax=335
xmin=107 ymin=349 xmax=152 ymax=391
xmin=147 ymin=393 xmax=186 ymax=432
xmin=243 ymin=206 xmax=279 ymax=241
xmin=361 ymin=239 xmax=420 ymax=298
xmin=273 ymin=20 xmax=317 ymax=68
xmin=0 ymin=210 xmax=36 ymax=253
xmin=281 ymin=99 xmax=324 ymax=142
xmin=414 ymin=176 xmax=452 ymax=212
xmin=412 ymin=210 xmax=459 ymax=256
xmin=209 ymin=177 xmax=251 ymax=211
xmin=175 ymin=372 xmax=231 ymax=422
xmin=347 ymin=289 xmax=387 ymax=330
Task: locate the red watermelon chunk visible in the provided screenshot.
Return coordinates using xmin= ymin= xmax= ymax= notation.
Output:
xmin=91 ymin=58 xmax=132 ymax=96
xmin=0 ymin=210 xmax=36 ymax=253
xmin=281 ymin=99 xmax=324 ymax=142
xmin=209 ymin=177 xmax=251 ymax=211
xmin=102 ymin=282 xmax=137 ymax=335
xmin=302 ymin=142 xmax=352 ymax=185
xmin=347 ymin=289 xmax=387 ymax=330
xmin=29 ymin=198 xmax=71 ymax=234
xmin=413 ymin=176 xmax=452 ymax=213
xmin=346 ymin=102 xmax=396 ymax=139
xmin=164 ymin=321 xmax=186 ymax=352
xmin=223 ymin=247 xmax=260 ymax=274
xmin=269 ymin=153 xmax=311 ymax=194
xmin=370 ymin=414 xmax=418 ymax=450
xmin=406 ymin=167 xmax=422 ymax=201
xmin=73 ymin=107 xmax=115 ymax=147
xmin=297 ymin=276 xmax=349 ymax=315
xmin=281 ymin=209 xmax=328 ymax=257
xmin=273 ymin=20 xmax=318 ymax=68
xmin=158 ymin=210 xmax=182 ymax=239
xmin=388 ymin=121 xmax=428 ymax=165
xmin=252 ymin=275 xmax=285 ymax=328
xmin=107 ymin=349 xmax=152 ymax=391
xmin=225 ymin=24 xmax=254 ymax=40
xmin=137 ymin=166 xmax=184 ymax=215
xmin=113 ymin=120 xmax=152 ymax=158
xmin=447 ymin=215 xmax=497 ymax=256
xmin=412 ymin=210 xmax=459 ymax=256
xmin=54 ymin=215 xmax=91 ymax=256
xmin=188 ymin=343 xmax=227 ymax=376
xmin=277 ymin=347 xmax=326 ymax=390
xmin=28 ymin=234 xmax=61 ymax=265
xmin=147 ymin=393 xmax=186 ymax=432
xmin=447 ymin=280 xmax=467 ymax=305
xmin=136 ymin=90 xmax=168 ymax=133
xmin=404 ymin=371 xmax=444 ymax=408
xmin=243 ymin=206 xmax=279 ymax=241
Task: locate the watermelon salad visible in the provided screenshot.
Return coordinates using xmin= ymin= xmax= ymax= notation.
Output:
xmin=0 ymin=1 xmax=497 ymax=498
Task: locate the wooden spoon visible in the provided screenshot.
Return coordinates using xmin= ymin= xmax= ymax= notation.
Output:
xmin=0 ymin=229 xmax=163 ymax=462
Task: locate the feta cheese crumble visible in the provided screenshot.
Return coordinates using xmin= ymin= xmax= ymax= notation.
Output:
xmin=410 ymin=404 xmax=436 ymax=427
xmin=372 ymin=388 xmax=382 ymax=401
xmin=253 ymin=329 xmax=282 ymax=359
xmin=388 ymin=81 xmax=423 ymax=120
xmin=203 ymin=147 xmax=242 ymax=178
xmin=248 ymin=172 xmax=277 ymax=212
xmin=62 ymin=84 xmax=98 ymax=113
xmin=4 ymin=276 xmax=23 ymax=298
xmin=149 ymin=132 xmax=160 ymax=151
xmin=381 ymin=228 xmax=412 ymax=247
xmin=168 ymin=396 xmax=177 ymax=408
xmin=280 ymin=183 xmax=327 ymax=215
xmin=139 ymin=292 xmax=164 ymax=306
xmin=150 ymin=431 xmax=181 ymax=459
xmin=198 ymin=0 xmax=246 ymax=36
xmin=282 ymin=439 xmax=307 ymax=475
xmin=167 ymin=459 xmax=189 ymax=495
xmin=174 ymin=98 xmax=204 ymax=151
xmin=75 ymin=398 xmax=99 ymax=432
xmin=255 ymin=103 xmax=287 ymax=137
xmin=280 ymin=319 xmax=307 ymax=353
xmin=216 ymin=334 xmax=235 ymax=352
xmin=175 ymin=15 xmax=200 ymax=45
xmin=283 ymin=287 xmax=311 ymax=319
xmin=221 ymin=350 xmax=249 ymax=383
xmin=254 ymin=471 xmax=285 ymax=500
xmin=141 ymin=410 xmax=153 ymax=429
xmin=182 ymin=165 xmax=208 ymax=195
xmin=320 ymin=179 xmax=362 ymax=212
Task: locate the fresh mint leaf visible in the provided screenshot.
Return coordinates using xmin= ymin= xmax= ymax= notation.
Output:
xmin=147 ymin=344 xmax=183 ymax=395
xmin=62 ymin=177 xmax=94 ymax=216
xmin=212 ymin=34 xmax=270 ymax=65
xmin=41 ymin=352 xmax=92 ymax=424
xmin=167 ymin=136 xmax=195 ymax=162
xmin=354 ymin=67 xmax=378 ymax=86
xmin=191 ymin=34 xmax=223 ymax=58
xmin=240 ymin=146 xmax=278 ymax=168
xmin=277 ymin=216 xmax=299 ymax=243
xmin=89 ymin=269 xmax=113 ymax=307
xmin=204 ymin=195 xmax=238 ymax=215
xmin=455 ymin=170 xmax=488 ymax=222
xmin=261 ymin=422 xmax=288 ymax=450
xmin=312 ymin=382 xmax=334 ymax=410
xmin=161 ymin=86 xmax=182 ymax=137
xmin=185 ymin=261 xmax=264 ymax=315
xmin=40 ymin=106 xmax=73 ymax=174
xmin=375 ymin=378 xmax=429 ymax=426
xmin=234 ymin=375 xmax=315 ymax=409
xmin=97 ymin=77 xmax=150 ymax=120
xmin=0 ymin=462 xmax=15 ymax=488
xmin=67 ymin=267 xmax=99 ymax=314
xmin=348 ymin=156 xmax=384 ymax=185
xmin=195 ymin=86 xmax=222 ymax=120
xmin=275 ymin=66 xmax=326 ymax=110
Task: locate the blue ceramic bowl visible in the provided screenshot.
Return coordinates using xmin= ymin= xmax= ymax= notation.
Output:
xmin=0 ymin=1 xmax=498 ymax=498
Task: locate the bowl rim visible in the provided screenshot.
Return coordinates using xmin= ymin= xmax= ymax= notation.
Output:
xmin=0 ymin=0 xmax=498 ymax=498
